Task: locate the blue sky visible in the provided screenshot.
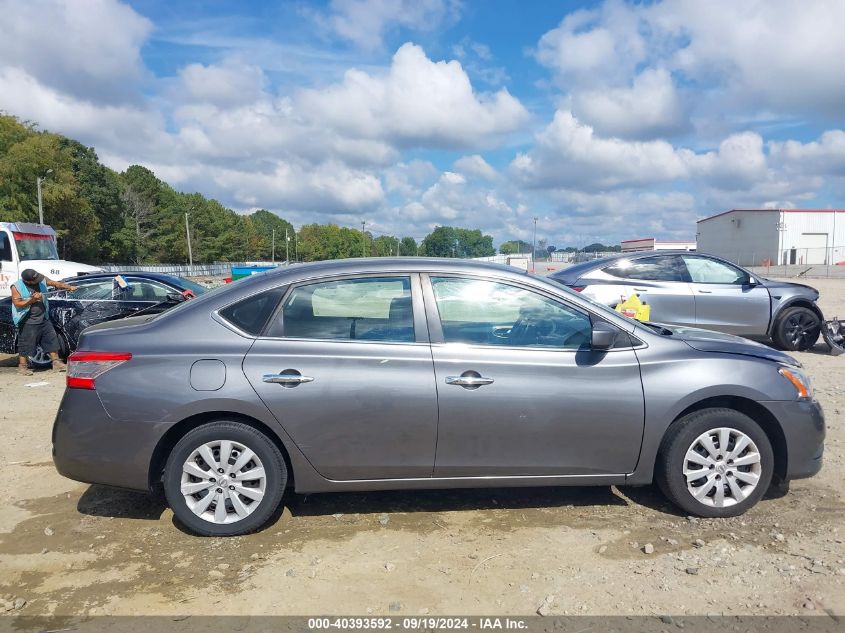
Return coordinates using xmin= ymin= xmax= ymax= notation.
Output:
xmin=1 ymin=0 xmax=844 ymax=247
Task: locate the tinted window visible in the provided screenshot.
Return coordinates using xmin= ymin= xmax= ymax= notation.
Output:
xmin=0 ymin=233 xmax=11 ymax=262
xmin=124 ymin=278 xmax=175 ymax=302
xmin=683 ymin=256 xmax=748 ymax=284
xmin=431 ymin=277 xmax=591 ymax=349
xmin=604 ymin=256 xmax=688 ymax=282
xmin=220 ymin=287 xmax=286 ymax=336
xmin=278 ymin=277 xmax=414 ymax=342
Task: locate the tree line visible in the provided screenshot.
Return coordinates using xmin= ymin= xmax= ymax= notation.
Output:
xmin=0 ymin=114 xmax=497 ymax=264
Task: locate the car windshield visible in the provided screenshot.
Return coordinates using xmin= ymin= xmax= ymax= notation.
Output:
xmin=15 ymin=234 xmax=59 ymax=261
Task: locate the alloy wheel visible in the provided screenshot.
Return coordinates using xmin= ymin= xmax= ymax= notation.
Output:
xmin=682 ymin=427 xmax=762 ymax=508
xmin=784 ymin=312 xmax=819 ymax=349
xmin=180 ymin=440 xmax=267 ymax=524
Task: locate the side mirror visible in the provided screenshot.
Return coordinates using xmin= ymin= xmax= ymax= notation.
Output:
xmin=591 ymin=321 xmax=618 ymax=350
xmin=747 ymin=276 xmax=758 ymax=286
xmin=166 ymin=292 xmax=187 ymax=303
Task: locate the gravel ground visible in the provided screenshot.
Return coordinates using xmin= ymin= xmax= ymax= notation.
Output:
xmin=0 ymin=278 xmax=842 ymax=618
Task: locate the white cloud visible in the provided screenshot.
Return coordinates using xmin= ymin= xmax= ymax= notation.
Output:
xmin=511 ymin=110 xmax=690 ymax=190
xmin=454 ymin=154 xmax=497 ymax=180
xmin=571 ymin=68 xmax=689 ymax=140
xmin=769 ymin=130 xmax=845 ymax=176
xmin=178 ymin=59 xmax=266 ymax=108
xmin=299 ymin=43 xmax=529 ymax=149
xmin=0 ymin=0 xmax=152 ymax=103
xmin=319 ymin=0 xmax=459 ymax=50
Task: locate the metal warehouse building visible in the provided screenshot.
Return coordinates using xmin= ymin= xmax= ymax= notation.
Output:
xmin=696 ymin=209 xmax=845 ymax=267
xmin=620 ymin=237 xmax=697 ymax=253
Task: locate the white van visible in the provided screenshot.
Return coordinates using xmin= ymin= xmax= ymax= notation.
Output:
xmin=0 ymin=222 xmax=102 ymax=298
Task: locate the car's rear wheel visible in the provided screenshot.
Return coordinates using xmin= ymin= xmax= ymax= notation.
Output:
xmin=28 ymin=332 xmax=69 ymax=368
xmin=772 ymin=306 xmax=821 ymax=351
xmin=656 ymin=408 xmax=773 ymax=518
xmin=163 ymin=421 xmax=287 ymax=536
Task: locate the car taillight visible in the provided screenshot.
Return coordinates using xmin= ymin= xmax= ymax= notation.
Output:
xmin=67 ymin=351 xmax=132 ymax=390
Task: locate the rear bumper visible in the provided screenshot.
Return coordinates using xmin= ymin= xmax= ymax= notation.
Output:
xmin=52 ymin=388 xmax=166 ymax=492
xmin=764 ymin=398 xmax=825 ymax=480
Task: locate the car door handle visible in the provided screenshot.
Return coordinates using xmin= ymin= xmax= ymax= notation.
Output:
xmin=697 ymin=290 xmax=713 ymax=294
xmin=634 ymin=288 xmax=649 ymax=292
xmin=446 ymin=375 xmax=494 ymax=387
xmin=263 ymin=373 xmax=314 ymax=385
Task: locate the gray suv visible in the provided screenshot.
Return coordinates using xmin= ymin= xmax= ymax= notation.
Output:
xmin=550 ymin=251 xmax=823 ymax=351
xmin=52 ymin=258 xmax=824 ymax=536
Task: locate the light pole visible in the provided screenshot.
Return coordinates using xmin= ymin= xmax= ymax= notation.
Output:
xmin=285 ymin=228 xmax=290 ymax=263
xmin=185 ymin=212 xmax=193 ymax=266
xmin=36 ymin=169 xmax=53 ymax=225
xmin=532 ymin=216 xmax=538 ymax=272
xmin=361 ymin=221 xmax=367 ymax=257
xmin=271 ymin=229 xmax=275 ymax=263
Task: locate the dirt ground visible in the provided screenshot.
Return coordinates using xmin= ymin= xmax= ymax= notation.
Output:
xmin=0 ymin=278 xmax=843 ymax=618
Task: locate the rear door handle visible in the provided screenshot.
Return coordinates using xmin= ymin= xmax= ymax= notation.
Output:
xmin=697 ymin=290 xmax=712 ymax=294
xmin=446 ymin=375 xmax=494 ymax=387
xmin=263 ymin=373 xmax=314 ymax=385
xmin=634 ymin=288 xmax=648 ymax=292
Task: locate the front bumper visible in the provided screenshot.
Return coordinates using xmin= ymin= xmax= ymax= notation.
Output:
xmin=763 ymin=398 xmax=825 ymax=480
xmin=52 ymin=388 xmax=168 ymax=491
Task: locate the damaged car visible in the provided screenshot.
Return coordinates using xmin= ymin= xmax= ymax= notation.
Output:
xmin=0 ymin=272 xmax=206 ymax=367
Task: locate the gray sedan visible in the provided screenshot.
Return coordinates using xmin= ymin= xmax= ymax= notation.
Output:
xmin=53 ymin=258 xmax=824 ymax=536
xmin=550 ymin=251 xmax=823 ymax=351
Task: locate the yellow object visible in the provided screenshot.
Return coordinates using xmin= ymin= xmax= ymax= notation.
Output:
xmin=615 ymin=293 xmax=651 ymax=321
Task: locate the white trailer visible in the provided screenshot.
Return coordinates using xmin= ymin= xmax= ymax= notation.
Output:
xmin=0 ymin=222 xmax=101 ymax=297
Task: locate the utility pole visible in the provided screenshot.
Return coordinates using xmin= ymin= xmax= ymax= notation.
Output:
xmin=185 ymin=213 xmax=193 ymax=266
xmin=285 ymin=228 xmax=290 ymax=263
xmin=532 ymin=216 xmax=538 ymax=272
xmin=271 ymin=229 xmax=275 ymax=263
xmin=294 ymin=231 xmax=298 ymax=262
xmin=361 ymin=221 xmax=366 ymax=257
xmin=36 ymin=169 xmax=53 ymax=225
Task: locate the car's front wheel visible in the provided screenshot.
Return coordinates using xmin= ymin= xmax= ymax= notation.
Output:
xmin=163 ymin=421 xmax=287 ymax=536
xmin=656 ymin=408 xmax=774 ymax=518
xmin=772 ymin=306 xmax=821 ymax=351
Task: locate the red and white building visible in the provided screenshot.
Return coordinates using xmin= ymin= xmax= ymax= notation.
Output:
xmin=620 ymin=237 xmax=697 ymax=253
xmin=696 ymin=209 xmax=845 ymax=266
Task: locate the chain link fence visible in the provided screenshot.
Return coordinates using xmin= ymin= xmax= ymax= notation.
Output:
xmin=721 ymin=246 xmax=845 ymax=278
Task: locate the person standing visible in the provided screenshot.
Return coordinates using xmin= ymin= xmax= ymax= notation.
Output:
xmin=10 ymin=269 xmax=78 ymax=376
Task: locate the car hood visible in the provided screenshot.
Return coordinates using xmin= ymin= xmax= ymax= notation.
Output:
xmin=758 ymin=278 xmax=819 ymax=297
xmin=644 ymin=323 xmax=801 ymax=367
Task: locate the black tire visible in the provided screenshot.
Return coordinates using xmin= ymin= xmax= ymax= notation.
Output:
xmin=656 ymin=408 xmax=773 ymax=518
xmin=163 ymin=421 xmax=287 ymax=536
xmin=772 ymin=306 xmax=821 ymax=351
xmin=26 ymin=332 xmax=69 ymax=369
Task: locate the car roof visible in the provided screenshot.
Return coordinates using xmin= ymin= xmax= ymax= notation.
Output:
xmin=72 ymin=271 xmax=186 ymax=286
xmin=262 ymin=257 xmax=532 ymax=279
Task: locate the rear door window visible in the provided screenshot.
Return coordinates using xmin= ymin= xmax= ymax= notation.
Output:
xmin=274 ymin=276 xmax=414 ymax=342
xmin=604 ymin=255 xmax=689 ymax=282
xmin=0 ymin=233 xmax=11 ymax=262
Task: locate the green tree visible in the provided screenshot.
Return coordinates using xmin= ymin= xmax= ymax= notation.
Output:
xmin=399 ymin=236 xmax=418 ymax=256
xmin=499 ymin=239 xmax=531 ymax=255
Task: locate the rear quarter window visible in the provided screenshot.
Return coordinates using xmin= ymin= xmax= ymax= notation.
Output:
xmin=219 ymin=287 xmax=286 ymax=336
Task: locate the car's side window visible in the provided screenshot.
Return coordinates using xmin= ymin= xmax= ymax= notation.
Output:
xmin=277 ymin=276 xmax=414 ymax=342
xmin=124 ymin=278 xmax=174 ymax=302
xmin=682 ymin=256 xmax=749 ymax=285
xmin=430 ymin=277 xmax=592 ymax=349
xmin=604 ymin=255 xmax=689 ymax=282
xmin=220 ymin=287 xmax=287 ymax=336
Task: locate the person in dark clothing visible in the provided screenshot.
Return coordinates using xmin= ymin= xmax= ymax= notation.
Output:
xmin=10 ymin=269 xmax=78 ymax=376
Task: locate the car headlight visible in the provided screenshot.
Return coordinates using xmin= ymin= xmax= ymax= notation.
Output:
xmin=778 ymin=366 xmax=813 ymax=400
